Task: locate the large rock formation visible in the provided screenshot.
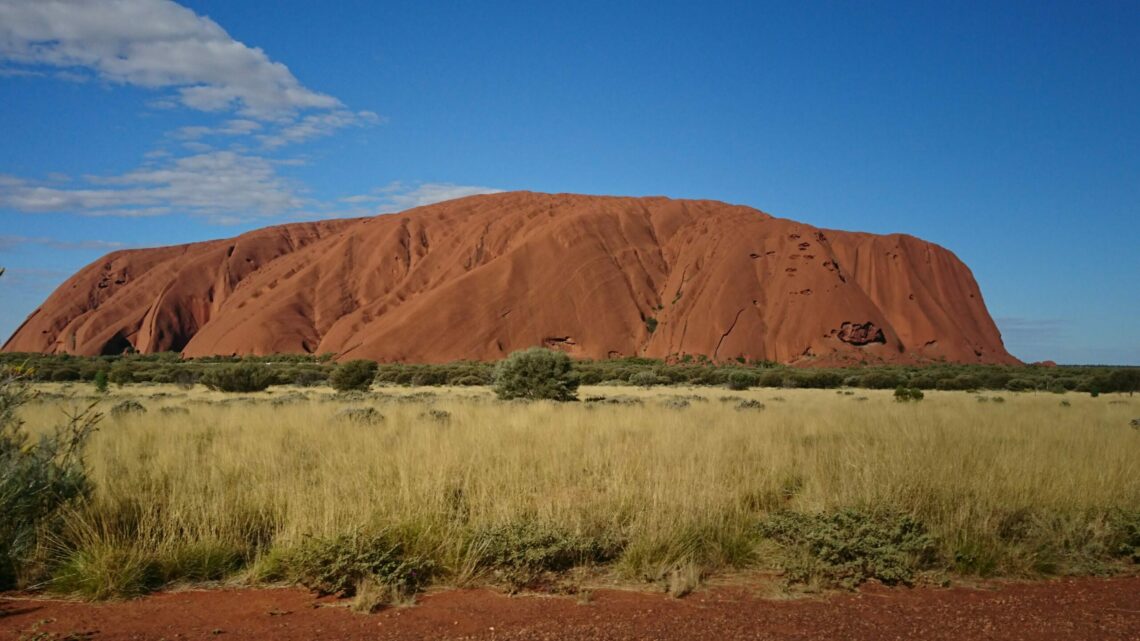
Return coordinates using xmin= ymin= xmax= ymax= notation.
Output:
xmin=2 ymin=192 xmax=1018 ymax=365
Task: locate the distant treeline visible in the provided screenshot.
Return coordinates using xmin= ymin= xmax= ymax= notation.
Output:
xmin=2 ymin=351 xmax=1137 ymax=394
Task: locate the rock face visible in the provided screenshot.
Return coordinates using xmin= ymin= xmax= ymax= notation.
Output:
xmin=2 ymin=192 xmax=1018 ymax=365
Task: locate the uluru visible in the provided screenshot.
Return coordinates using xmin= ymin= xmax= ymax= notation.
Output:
xmin=1 ymin=192 xmax=1017 ymax=365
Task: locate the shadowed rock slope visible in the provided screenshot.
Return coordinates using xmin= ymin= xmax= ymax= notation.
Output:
xmin=2 ymin=192 xmax=1017 ymax=365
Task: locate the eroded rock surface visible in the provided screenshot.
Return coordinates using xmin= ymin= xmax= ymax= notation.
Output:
xmin=2 ymin=192 xmax=1017 ymax=365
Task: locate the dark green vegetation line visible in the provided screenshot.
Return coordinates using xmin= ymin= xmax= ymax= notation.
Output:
xmin=1 ymin=352 xmax=1137 ymax=395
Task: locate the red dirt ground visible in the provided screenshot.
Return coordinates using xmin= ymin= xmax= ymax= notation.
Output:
xmin=3 ymin=578 xmax=1139 ymax=641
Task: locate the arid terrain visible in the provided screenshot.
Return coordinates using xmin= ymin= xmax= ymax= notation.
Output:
xmin=4 ymin=578 xmax=1140 ymax=640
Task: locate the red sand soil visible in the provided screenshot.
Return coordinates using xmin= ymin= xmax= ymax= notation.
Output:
xmin=3 ymin=578 xmax=1140 ymax=640
xmin=3 ymin=191 xmax=1017 ymax=366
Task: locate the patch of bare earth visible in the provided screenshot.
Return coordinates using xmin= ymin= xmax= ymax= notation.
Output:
xmin=3 ymin=578 xmax=1139 ymax=641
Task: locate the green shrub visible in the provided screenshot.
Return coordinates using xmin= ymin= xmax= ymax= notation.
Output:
xmin=1111 ymin=510 xmax=1140 ymax=563
xmin=645 ymin=317 xmax=658 ymax=334
xmin=329 ymin=359 xmax=378 ymax=392
xmin=107 ymin=361 xmax=134 ymax=387
xmin=468 ymin=522 xmax=621 ymax=592
xmin=493 ymin=348 xmax=579 ymax=401
xmin=110 ymin=399 xmax=146 ymax=417
xmin=759 ymin=510 xmax=937 ymax=589
xmin=92 ymin=370 xmax=109 ymax=394
xmin=159 ymin=541 xmax=245 ymax=583
xmin=52 ymin=544 xmax=160 ymax=600
xmin=200 ymin=363 xmax=274 ymax=393
xmin=336 ymin=407 xmax=384 ymax=425
xmin=1005 ymin=378 xmax=1037 ymax=392
xmin=0 ymin=368 xmax=100 ymax=589
xmin=410 ymin=370 xmax=446 ymax=386
xmin=629 ymin=370 xmax=659 ymax=388
xmin=292 ymin=368 xmax=328 ymax=387
xmin=757 ymin=370 xmax=785 ymax=388
xmin=936 ymin=374 xmax=980 ymax=391
xmin=860 ymin=370 xmax=905 ymax=389
xmin=726 ymin=370 xmax=758 ymax=391
xmin=287 ymin=531 xmax=435 ymax=600
xmin=893 ymin=386 xmax=924 ymax=402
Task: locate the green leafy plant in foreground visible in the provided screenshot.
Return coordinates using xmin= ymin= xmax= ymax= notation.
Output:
xmin=467 ymin=522 xmax=623 ymax=592
xmin=0 ymin=367 xmax=100 ymax=589
xmin=759 ymin=509 xmax=938 ymax=589
xmin=286 ymin=531 xmax=436 ymax=602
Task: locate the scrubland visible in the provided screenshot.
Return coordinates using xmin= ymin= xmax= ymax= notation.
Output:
xmin=13 ymin=383 xmax=1140 ymax=600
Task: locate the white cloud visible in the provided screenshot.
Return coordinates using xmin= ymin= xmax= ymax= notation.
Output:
xmin=325 ymin=182 xmax=505 ymax=219
xmin=0 ymin=151 xmax=304 ymax=221
xmin=0 ymin=0 xmax=339 ymax=119
xmin=172 ymin=118 xmax=262 ymax=140
xmin=1 ymin=164 xmax=502 ymax=224
xmin=374 ymin=181 xmax=505 ymax=211
xmin=0 ymin=0 xmax=381 ymax=150
xmin=0 ymin=64 xmax=43 ymax=77
xmin=258 ymin=110 xmax=381 ymax=149
xmin=0 ymin=235 xmax=125 ymax=251
xmin=995 ymin=317 xmax=1069 ymax=346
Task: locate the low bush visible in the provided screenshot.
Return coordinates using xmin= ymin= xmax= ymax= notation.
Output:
xmin=1 ymin=368 xmax=100 ymax=589
xmin=493 ymin=348 xmax=579 ymax=401
xmin=726 ymin=370 xmax=759 ymax=391
xmin=92 ymin=370 xmax=109 ymax=394
xmin=158 ymin=540 xmax=245 ymax=583
xmin=468 ymin=522 xmax=622 ymax=592
xmin=336 ymin=407 xmax=384 ymax=425
xmin=287 ymin=531 xmax=435 ymax=601
xmin=894 ymin=386 xmax=925 ymax=402
xmin=52 ymin=544 xmax=160 ymax=600
xmin=200 ymin=363 xmax=274 ymax=393
xmin=629 ymin=370 xmax=660 ymax=388
xmin=759 ymin=510 xmax=938 ymax=589
xmin=329 ymin=360 xmax=378 ymax=393
xmin=1112 ymin=510 xmax=1140 ymax=563
xmin=110 ymin=399 xmax=147 ymax=416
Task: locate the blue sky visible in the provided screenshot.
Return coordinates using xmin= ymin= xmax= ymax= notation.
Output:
xmin=1 ymin=0 xmax=1137 ymax=364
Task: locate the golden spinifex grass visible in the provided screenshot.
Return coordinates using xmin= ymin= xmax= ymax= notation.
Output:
xmin=19 ymin=385 xmax=1140 ymax=595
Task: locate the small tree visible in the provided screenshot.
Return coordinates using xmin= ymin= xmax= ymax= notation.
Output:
xmin=329 ymin=359 xmax=378 ymax=393
xmin=894 ymin=386 xmax=925 ymax=402
xmin=92 ymin=369 xmax=109 ymax=394
xmin=726 ymin=370 xmax=758 ymax=391
xmin=200 ymin=362 xmax=274 ymax=393
xmin=629 ymin=370 xmax=659 ymax=388
xmin=107 ymin=360 xmax=134 ymax=387
xmin=493 ymin=348 xmax=579 ymax=401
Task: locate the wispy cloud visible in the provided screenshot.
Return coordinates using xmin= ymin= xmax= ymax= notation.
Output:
xmin=0 ymin=151 xmax=304 ymax=222
xmin=0 ymin=235 xmax=125 ymax=251
xmin=368 ymin=181 xmax=505 ymax=212
xmin=1 ymin=162 xmax=501 ymax=224
xmin=0 ymin=0 xmax=337 ymax=119
xmin=258 ymin=110 xmax=382 ymax=149
xmin=0 ymin=0 xmax=378 ymax=147
xmin=0 ymin=65 xmax=44 ymax=78
xmin=995 ymin=317 xmax=1070 ymax=346
xmin=172 ymin=119 xmax=262 ymax=141
xmin=0 ymin=1 xmax=481 ymax=226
